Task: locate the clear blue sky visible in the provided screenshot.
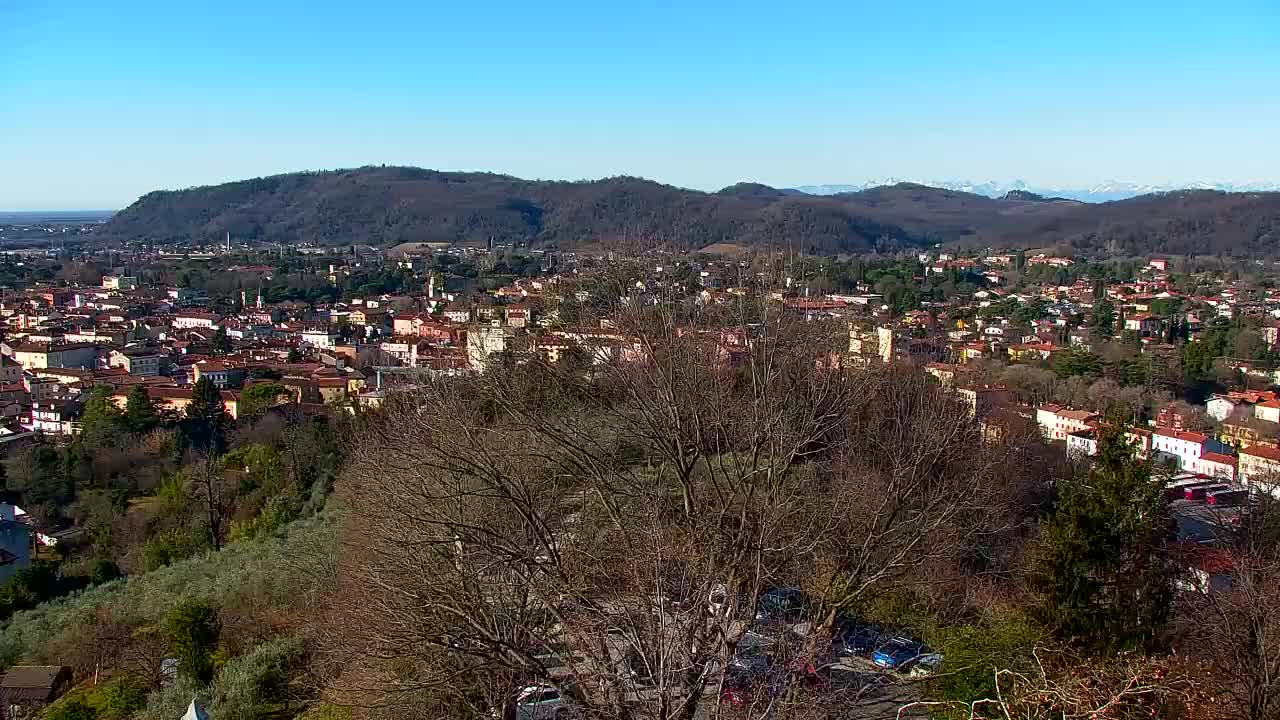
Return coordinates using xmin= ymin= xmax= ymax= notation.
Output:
xmin=1 ymin=0 xmax=1277 ymax=210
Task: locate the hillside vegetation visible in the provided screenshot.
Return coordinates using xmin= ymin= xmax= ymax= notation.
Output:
xmin=98 ymin=167 xmax=1280 ymax=256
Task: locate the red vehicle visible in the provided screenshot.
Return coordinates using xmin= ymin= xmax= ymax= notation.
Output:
xmin=1207 ymin=489 xmax=1248 ymax=507
xmin=1186 ymin=484 xmax=1231 ymax=502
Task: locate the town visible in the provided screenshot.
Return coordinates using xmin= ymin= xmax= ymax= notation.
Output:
xmin=3 ymin=244 xmax=1278 ymax=485
xmin=0 ymin=234 xmax=1276 ymax=719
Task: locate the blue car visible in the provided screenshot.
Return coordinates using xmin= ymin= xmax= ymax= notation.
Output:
xmin=872 ymin=637 xmax=927 ymax=670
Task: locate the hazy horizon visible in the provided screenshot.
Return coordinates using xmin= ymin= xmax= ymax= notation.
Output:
xmin=8 ymin=169 xmax=1280 ymax=214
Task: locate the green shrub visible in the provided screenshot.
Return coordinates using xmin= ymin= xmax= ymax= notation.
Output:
xmin=132 ymin=678 xmax=207 ymax=720
xmin=141 ymin=527 xmax=207 ymax=572
xmin=925 ymin=611 xmax=1042 ymax=716
xmin=89 ymin=679 xmax=147 ymax=720
xmin=212 ymin=636 xmax=307 ymax=720
xmin=165 ymin=601 xmax=220 ymax=685
xmin=0 ymin=512 xmax=334 ymax=667
xmin=42 ymin=696 xmax=96 ymax=720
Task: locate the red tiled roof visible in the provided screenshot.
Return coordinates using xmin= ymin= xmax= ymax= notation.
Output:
xmin=1201 ymin=452 xmax=1237 ymax=467
xmin=1154 ymin=427 xmax=1208 ymax=444
xmin=1244 ymin=444 xmax=1280 ymax=463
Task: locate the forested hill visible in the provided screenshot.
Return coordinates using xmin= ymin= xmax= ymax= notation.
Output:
xmin=99 ymin=166 xmax=1280 ymax=256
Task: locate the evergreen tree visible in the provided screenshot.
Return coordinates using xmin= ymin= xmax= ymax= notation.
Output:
xmin=212 ymin=327 xmax=231 ymax=355
xmin=1089 ymin=296 xmax=1115 ymax=333
xmin=1031 ymin=421 xmax=1175 ymax=651
xmin=78 ymin=386 xmax=127 ymax=449
xmin=185 ymin=378 xmax=231 ymax=453
xmin=124 ymin=384 xmax=159 ymax=434
xmin=238 ymin=382 xmax=290 ymax=419
xmin=164 ymin=601 xmax=220 ymax=685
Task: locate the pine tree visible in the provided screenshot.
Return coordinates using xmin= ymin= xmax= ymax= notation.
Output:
xmin=124 ymin=384 xmax=159 ymax=434
xmin=212 ymin=327 xmax=231 ymax=355
xmin=164 ymin=601 xmax=220 ymax=685
xmin=185 ymin=378 xmax=230 ymax=453
xmin=1031 ymin=421 xmax=1175 ymax=651
xmin=78 ymin=386 xmax=127 ymax=449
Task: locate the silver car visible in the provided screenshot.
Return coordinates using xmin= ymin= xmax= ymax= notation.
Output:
xmin=510 ymin=684 xmax=577 ymax=720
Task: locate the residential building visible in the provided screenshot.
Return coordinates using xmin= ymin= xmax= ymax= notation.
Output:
xmin=1036 ymin=404 xmax=1099 ymax=442
xmin=300 ymin=329 xmax=338 ymax=349
xmin=467 ymin=325 xmax=514 ymax=370
xmin=0 ymin=356 xmax=21 ymax=384
xmin=954 ymin=386 xmax=1008 ymax=419
xmin=1240 ymin=444 xmax=1280 ymax=495
xmin=109 ymin=348 xmax=165 ymax=377
xmin=191 ymin=360 xmax=232 ymax=388
xmin=29 ymin=399 xmax=81 ymax=435
xmin=101 ymin=275 xmax=138 ymax=290
xmin=1207 ymin=390 xmax=1280 ymax=422
xmin=1065 ymin=426 xmax=1152 ymax=459
xmin=172 ymin=312 xmax=223 ymax=329
xmin=1151 ymin=428 xmax=1231 ymax=474
xmin=0 ymin=665 xmax=74 ymax=720
xmin=1123 ymin=313 xmax=1161 ymax=336
xmin=1199 ymin=452 xmax=1237 ymax=481
xmin=6 ymin=342 xmax=97 ymax=371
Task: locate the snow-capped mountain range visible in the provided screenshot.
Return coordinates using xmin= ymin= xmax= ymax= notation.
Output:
xmin=791 ymin=179 xmax=1280 ymax=203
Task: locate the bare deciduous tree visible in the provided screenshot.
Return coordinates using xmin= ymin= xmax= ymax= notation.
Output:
xmin=328 ymin=294 xmax=1040 ymax=719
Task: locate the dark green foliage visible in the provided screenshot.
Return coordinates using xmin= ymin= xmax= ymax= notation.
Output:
xmin=0 ymin=562 xmax=88 ymax=621
xmin=1030 ymin=423 xmax=1175 ymax=652
xmin=183 ymin=379 xmax=231 ymax=453
xmin=124 ymin=385 xmax=160 ymax=434
xmin=165 ymin=601 xmax=220 ymax=685
xmin=212 ymin=635 xmax=307 ymax=720
xmin=928 ymin=613 xmax=1040 ymax=710
xmin=238 ymin=383 xmax=290 ymax=419
xmin=40 ymin=679 xmax=149 ymax=720
xmin=92 ymin=680 xmax=147 ymax=720
xmin=1089 ymin=296 xmax=1115 ymax=333
xmin=78 ymin=386 xmax=127 ymax=449
xmin=142 ymin=527 xmax=208 ymax=571
xmin=1054 ymin=348 xmax=1104 ymax=378
xmin=212 ymin=327 xmax=231 ymax=355
xmin=87 ymin=558 xmax=123 ymax=585
xmin=42 ymin=696 xmax=97 ymax=720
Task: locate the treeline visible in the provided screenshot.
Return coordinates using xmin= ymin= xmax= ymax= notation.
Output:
xmin=1 ymin=380 xmax=344 ymax=623
xmin=97 ymin=167 xmax=1280 ymax=256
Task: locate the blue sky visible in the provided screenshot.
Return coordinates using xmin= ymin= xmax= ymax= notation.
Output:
xmin=1 ymin=0 xmax=1277 ymax=210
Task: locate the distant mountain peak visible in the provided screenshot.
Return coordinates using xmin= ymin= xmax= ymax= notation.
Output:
xmin=792 ymin=179 xmax=1280 ymax=202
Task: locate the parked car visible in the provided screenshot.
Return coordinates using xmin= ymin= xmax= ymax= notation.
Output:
xmin=1207 ymin=488 xmax=1248 ymax=507
xmin=830 ymin=620 xmax=884 ymax=658
xmin=754 ymin=587 xmax=809 ymax=625
xmin=872 ymin=637 xmax=929 ymax=670
xmin=505 ymin=684 xmax=579 ymax=720
xmin=906 ymin=653 xmax=944 ymax=677
xmin=721 ymin=667 xmax=769 ymax=708
xmin=1186 ymin=484 xmax=1232 ymax=502
xmin=721 ymin=655 xmax=806 ymax=709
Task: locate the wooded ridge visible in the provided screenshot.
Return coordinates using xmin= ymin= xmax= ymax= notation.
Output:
xmin=99 ymin=166 xmax=1280 ymax=256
